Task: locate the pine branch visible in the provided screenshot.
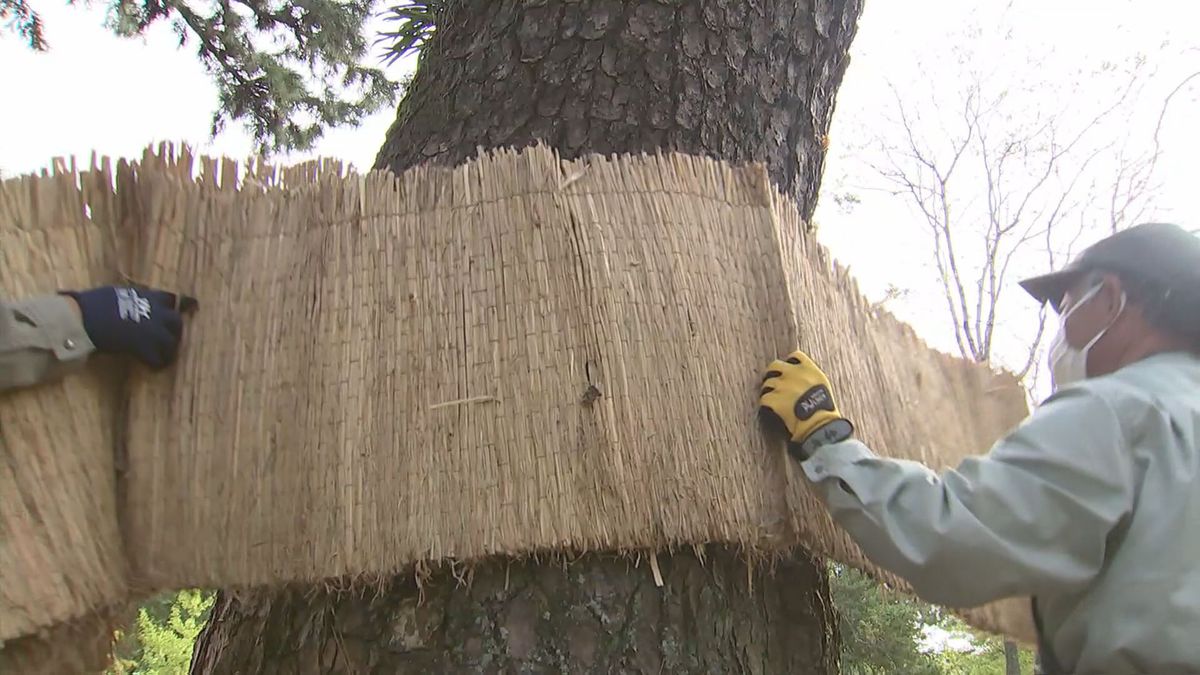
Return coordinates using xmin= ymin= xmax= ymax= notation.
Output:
xmin=1 ymin=0 xmax=46 ymax=50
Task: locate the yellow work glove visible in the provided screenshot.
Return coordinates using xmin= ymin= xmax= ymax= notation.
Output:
xmin=759 ymin=350 xmax=855 ymax=461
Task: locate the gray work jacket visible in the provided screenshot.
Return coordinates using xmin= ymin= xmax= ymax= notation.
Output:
xmin=0 ymin=295 xmax=94 ymax=392
xmin=803 ymin=351 xmax=1200 ymax=674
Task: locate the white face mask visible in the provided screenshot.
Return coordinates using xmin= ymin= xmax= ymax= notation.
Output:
xmin=1047 ymin=283 xmax=1125 ymax=390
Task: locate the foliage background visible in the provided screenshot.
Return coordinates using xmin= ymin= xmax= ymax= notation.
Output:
xmin=830 ymin=564 xmax=1035 ymax=674
xmin=108 ymin=590 xmax=214 ymax=675
xmin=832 ymin=565 xmax=943 ymax=675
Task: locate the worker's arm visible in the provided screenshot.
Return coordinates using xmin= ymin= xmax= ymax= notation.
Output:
xmin=1 ymin=286 xmax=197 ymax=394
xmin=800 ymin=385 xmax=1135 ymax=608
xmin=0 ymin=294 xmax=95 ymax=392
xmin=760 ymin=351 xmax=1137 ymax=608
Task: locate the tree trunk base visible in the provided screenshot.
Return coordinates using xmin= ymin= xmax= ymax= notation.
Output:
xmin=191 ymin=546 xmax=836 ymax=674
xmin=1004 ymin=638 xmax=1022 ymax=675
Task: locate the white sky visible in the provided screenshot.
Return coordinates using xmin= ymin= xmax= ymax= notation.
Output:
xmin=2 ymin=0 xmax=1197 ymax=381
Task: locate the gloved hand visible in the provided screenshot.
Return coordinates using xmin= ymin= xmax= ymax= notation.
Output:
xmin=64 ymin=286 xmax=198 ymax=369
xmin=759 ymin=350 xmax=854 ymax=461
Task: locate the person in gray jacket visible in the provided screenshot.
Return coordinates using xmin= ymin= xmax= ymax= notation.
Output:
xmin=760 ymin=222 xmax=1200 ymax=674
xmin=0 ymin=286 xmax=196 ymax=392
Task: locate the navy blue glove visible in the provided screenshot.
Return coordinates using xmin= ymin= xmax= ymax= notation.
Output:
xmin=64 ymin=286 xmax=198 ymax=369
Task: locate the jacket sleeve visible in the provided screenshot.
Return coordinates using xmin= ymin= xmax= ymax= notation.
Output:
xmin=0 ymin=295 xmax=95 ymax=393
xmin=800 ymin=385 xmax=1136 ymax=608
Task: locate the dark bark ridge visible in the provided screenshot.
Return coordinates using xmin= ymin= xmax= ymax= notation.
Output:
xmin=374 ymin=0 xmax=862 ymax=220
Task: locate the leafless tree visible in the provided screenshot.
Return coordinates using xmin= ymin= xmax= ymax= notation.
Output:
xmin=868 ymin=59 xmax=1181 ymax=384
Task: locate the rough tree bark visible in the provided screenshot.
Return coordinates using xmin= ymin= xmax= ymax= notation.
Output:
xmin=192 ymin=0 xmax=863 ymax=672
xmin=191 ymin=550 xmax=833 ymax=673
xmin=374 ymin=0 xmax=859 ymax=217
xmin=1004 ymin=639 xmax=1022 ymax=675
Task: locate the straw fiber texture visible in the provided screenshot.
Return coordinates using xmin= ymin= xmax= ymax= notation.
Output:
xmin=0 ymin=611 xmax=119 ymax=674
xmin=0 ymin=145 xmax=1034 ymax=653
xmin=0 ymin=159 xmax=130 ymax=642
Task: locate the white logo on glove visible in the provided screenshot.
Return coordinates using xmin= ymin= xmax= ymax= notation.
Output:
xmin=116 ymin=288 xmax=152 ymax=323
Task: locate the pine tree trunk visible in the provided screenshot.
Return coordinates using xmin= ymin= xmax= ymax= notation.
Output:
xmin=190 ymin=548 xmax=835 ymax=673
xmin=1004 ymin=639 xmax=1022 ymax=675
xmin=192 ymin=0 xmax=862 ymax=672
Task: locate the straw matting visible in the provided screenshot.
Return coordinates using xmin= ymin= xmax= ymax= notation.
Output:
xmin=0 ymin=145 xmax=1034 ymax=654
xmin=0 ymin=161 xmax=130 ymax=643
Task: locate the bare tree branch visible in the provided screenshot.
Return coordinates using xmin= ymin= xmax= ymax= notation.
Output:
xmin=1016 ymin=304 xmax=1049 ymax=380
xmin=869 ymin=52 xmax=1164 ymax=382
xmin=1151 ymin=70 xmax=1200 ymax=160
